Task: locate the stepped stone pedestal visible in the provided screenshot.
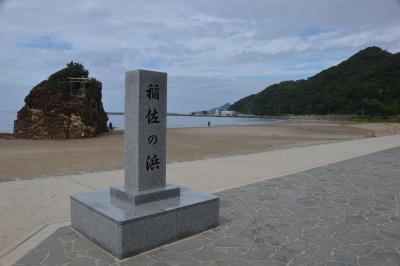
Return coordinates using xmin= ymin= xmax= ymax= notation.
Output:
xmin=70 ymin=70 xmax=219 ymax=259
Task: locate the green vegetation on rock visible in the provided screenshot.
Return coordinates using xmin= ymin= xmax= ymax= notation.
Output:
xmin=230 ymin=47 xmax=400 ymax=116
xmin=49 ymin=61 xmax=89 ymax=81
xmin=47 ymin=61 xmax=90 ymax=93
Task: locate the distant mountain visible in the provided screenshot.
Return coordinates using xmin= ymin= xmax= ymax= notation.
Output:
xmin=207 ymin=103 xmax=231 ymax=114
xmin=230 ymin=47 xmax=400 ymax=116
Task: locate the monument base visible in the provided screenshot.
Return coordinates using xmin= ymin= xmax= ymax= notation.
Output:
xmin=110 ymin=183 xmax=180 ymax=205
xmin=70 ymin=187 xmax=219 ymax=259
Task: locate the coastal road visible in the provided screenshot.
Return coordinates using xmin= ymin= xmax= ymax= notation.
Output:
xmin=1 ymin=134 xmax=400 ymax=265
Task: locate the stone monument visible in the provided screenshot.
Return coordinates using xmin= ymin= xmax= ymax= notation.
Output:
xmin=71 ymin=70 xmax=219 ymax=259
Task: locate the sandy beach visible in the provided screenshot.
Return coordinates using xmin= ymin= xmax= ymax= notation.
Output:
xmin=0 ymin=120 xmax=399 ymax=180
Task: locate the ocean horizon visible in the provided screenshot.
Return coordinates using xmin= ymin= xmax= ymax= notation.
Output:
xmin=0 ymin=111 xmax=287 ymax=133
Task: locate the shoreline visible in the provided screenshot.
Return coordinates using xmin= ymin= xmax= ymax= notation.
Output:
xmin=3 ymin=113 xmax=400 ymax=136
xmin=1 ymin=121 xmax=400 ymax=180
xmin=0 ymin=116 xmax=387 ymax=139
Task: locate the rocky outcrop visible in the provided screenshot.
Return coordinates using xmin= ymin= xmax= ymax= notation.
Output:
xmin=14 ymin=62 xmax=108 ymax=139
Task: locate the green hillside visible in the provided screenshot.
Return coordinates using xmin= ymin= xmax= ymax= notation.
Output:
xmin=230 ymin=47 xmax=400 ymax=116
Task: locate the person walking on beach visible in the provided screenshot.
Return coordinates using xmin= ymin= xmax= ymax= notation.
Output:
xmin=109 ymin=122 xmax=114 ymax=132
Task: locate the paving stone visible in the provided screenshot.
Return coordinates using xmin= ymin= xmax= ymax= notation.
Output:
xmin=64 ymin=242 xmax=79 ymax=260
xmin=215 ymin=258 xmax=249 ymax=266
xmin=366 ymin=214 xmax=391 ymax=224
xmin=72 ymin=238 xmax=97 ymax=255
xmin=87 ymin=246 xmax=116 ymax=265
xmin=53 ymin=226 xmax=77 ymax=238
xmin=174 ymin=256 xmax=201 ymax=266
xmin=118 ymin=255 xmax=155 ymax=266
xmin=15 ymin=249 xmax=48 ymax=265
xmin=214 ymin=236 xmax=253 ymax=248
xmin=324 ymin=261 xmax=347 ymax=266
xmin=350 ymin=229 xmax=382 ymax=242
xmin=148 ymin=247 xmax=182 ymax=263
xmin=296 ymin=197 xmax=318 ymax=207
xmin=188 ymin=245 xmax=228 ymax=262
xmin=35 ymin=237 xmax=63 ymax=250
xmin=367 ymin=251 xmax=400 ymax=266
xmin=41 ymin=246 xmax=70 ymax=265
xmin=358 ymin=256 xmax=380 ymax=266
xmin=292 ymin=253 xmax=319 ymax=266
xmin=68 ymin=257 xmax=96 ymax=266
xmin=333 ymin=250 xmax=358 ymax=265
xmin=368 ymin=239 xmax=400 ymax=251
xmin=379 ymin=229 xmax=400 ymax=240
xmin=225 ymin=247 xmax=247 ymax=258
xmin=345 ymin=215 xmax=368 ymax=224
xmin=152 ymin=263 xmax=173 ymax=266
xmin=343 ymin=244 xmax=373 ymax=257
xmin=282 ymin=240 xmax=310 ymax=254
xmin=250 ymin=260 xmax=285 ymax=266
xmin=13 ymin=147 xmax=400 ymax=265
xmin=201 ymin=229 xmax=225 ymax=241
xmin=165 ymin=237 xmax=203 ymax=254
xmin=256 ymin=232 xmax=288 ymax=246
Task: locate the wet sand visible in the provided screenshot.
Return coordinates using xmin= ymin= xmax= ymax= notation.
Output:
xmin=0 ymin=121 xmax=398 ymax=180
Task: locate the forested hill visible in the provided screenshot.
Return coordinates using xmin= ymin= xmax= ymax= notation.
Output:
xmin=230 ymin=47 xmax=400 ymax=116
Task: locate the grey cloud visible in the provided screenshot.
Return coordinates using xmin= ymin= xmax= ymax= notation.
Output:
xmin=0 ymin=0 xmax=399 ymax=113
xmin=168 ymin=75 xmax=268 ymax=112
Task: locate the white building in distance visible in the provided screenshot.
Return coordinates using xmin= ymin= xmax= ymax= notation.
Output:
xmin=219 ymin=110 xmax=237 ymax=117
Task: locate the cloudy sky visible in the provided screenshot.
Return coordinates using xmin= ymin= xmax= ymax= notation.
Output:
xmin=0 ymin=0 xmax=400 ymax=113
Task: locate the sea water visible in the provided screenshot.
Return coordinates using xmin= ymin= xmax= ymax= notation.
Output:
xmin=0 ymin=112 xmax=287 ymax=133
xmin=0 ymin=111 xmax=17 ymax=133
xmin=108 ymin=115 xmax=287 ymax=130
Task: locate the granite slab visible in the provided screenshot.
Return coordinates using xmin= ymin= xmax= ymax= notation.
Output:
xmin=71 ymin=187 xmax=219 ymax=258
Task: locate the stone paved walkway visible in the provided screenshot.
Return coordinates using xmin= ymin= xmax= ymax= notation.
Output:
xmin=14 ymin=147 xmax=400 ymax=266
